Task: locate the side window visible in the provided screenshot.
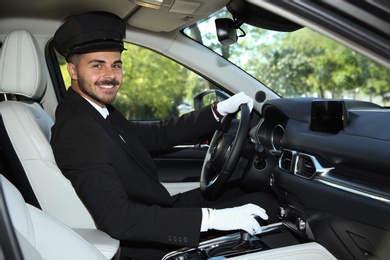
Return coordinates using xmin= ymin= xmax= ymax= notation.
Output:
xmin=57 ymin=42 xmax=218 ymax=120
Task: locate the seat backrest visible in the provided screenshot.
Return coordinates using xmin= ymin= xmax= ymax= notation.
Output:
xmin=0 ymin=29 xmax=96 ymax=229
xmin=0 ymin=174 xmax=108 ymax=260
xmin=0 ymin=30 xmax=119 ymax=259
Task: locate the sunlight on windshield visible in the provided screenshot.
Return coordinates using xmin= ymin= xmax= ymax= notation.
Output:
xmin=184 ymin=9 xmax=390 ymax=106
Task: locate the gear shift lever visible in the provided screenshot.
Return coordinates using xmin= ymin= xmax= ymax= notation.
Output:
xmin=240 ymin=230 xmax=252 ymax=241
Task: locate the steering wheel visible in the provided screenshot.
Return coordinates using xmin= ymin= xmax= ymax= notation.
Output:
xmin=200 ymin=104 xmax=250 ymax=197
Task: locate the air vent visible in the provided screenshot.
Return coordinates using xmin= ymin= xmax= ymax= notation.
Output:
xmin=279 ymin=150 xmax=294 ymax=172
xmin=295 ymin=154 xmax=316 ymax=179
xmin=279 ymin=149 xmax=334 ymax=179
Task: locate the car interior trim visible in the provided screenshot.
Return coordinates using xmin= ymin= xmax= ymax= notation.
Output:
xmin=316 ymin=178 xmax=390 ymax=205
xmin=279 ymin=149 xmax=334 ymax=179
xmin=279 ymin=149 xmax=390 ymax=204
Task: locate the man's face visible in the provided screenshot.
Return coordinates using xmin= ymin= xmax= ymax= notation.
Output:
xmin=68 ymin=51 xmax=123 ymax=107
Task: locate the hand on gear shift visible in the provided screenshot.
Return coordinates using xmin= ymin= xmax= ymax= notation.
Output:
xmin=207 ymin=203 xmax=268 ymax=235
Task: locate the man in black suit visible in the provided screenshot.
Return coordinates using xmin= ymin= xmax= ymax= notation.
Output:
xmin=51 ymin=11 xmax=278 ymax=259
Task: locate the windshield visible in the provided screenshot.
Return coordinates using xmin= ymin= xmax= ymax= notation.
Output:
xmin=184 ymin=8 xmax=390 ymax=106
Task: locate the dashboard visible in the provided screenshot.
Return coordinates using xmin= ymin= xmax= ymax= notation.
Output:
xmin=251 ymin=97 xmax=390 ymax=259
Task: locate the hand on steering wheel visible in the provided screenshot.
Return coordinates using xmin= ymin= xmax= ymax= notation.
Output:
xmin=200 ymin=103 xmax=250 ymax=197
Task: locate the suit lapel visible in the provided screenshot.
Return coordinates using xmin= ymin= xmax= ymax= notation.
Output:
xmin=104 ymin=116 xmax=130 ymax=152
xmin=67 ymin=88 xmax=157 ymax=177
xmin=105 ymin=107 xmax=158 ymax=176
xmin=106 ymin=112 xmax=160 ymax=180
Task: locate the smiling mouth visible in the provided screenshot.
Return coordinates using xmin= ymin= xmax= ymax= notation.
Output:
xmin=96 ymin=79 xmax=119 ymax=89
xmin=99 ymin=85 xmax=116 ymax=89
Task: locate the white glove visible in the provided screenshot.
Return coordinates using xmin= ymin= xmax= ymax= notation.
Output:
xmin=207 ymin=203 xmax=268 ymax=235
xmin=217 ymin=92 xmax=254 ymax=116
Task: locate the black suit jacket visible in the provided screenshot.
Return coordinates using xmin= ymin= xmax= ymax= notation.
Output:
xmin=51 ymin=88 xmax=221 ymax=248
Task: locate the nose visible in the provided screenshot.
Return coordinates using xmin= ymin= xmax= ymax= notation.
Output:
xmin=104 ymin=67 xmax=116 ymax=79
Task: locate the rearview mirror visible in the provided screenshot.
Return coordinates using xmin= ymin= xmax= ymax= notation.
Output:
xmin=215 ymin=18 xmax=237 ymax=46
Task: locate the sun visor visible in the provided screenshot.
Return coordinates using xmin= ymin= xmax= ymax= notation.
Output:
xmin=227 ymin=1 xmax=303 ymax=32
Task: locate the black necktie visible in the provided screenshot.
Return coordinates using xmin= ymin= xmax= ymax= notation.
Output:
xmin=106 ymin=115 xmax=126 ymax=143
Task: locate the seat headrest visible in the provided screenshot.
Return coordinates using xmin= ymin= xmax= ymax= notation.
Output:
xmin=0 ymin=30 xmax=47 ymax=100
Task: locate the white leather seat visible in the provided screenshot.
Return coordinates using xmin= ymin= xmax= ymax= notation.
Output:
xmin=1 ymin=174 xmax=108 ymax=260
xmin=0 ymin=30 xmax=119 ymax=259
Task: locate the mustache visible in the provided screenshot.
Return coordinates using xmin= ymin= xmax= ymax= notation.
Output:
xmin=95 ymin=79 xmax=120 ymax=86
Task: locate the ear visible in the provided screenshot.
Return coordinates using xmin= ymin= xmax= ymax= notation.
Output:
xmin=67 ymin=63 xmax=78 ymax=80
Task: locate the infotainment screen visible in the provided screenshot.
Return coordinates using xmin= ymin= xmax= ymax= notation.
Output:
xmin=310 ymin=100 xmax=349 ymax=134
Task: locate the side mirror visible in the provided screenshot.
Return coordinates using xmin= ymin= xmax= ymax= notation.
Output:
xmin=215 ymin=18 xmax=237 ymax=46
xmin=193 ymin=90 xmax=230 ymax=110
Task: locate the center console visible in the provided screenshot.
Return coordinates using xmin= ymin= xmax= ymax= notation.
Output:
xmin=162 ymin=222 xmax=311 ymax=260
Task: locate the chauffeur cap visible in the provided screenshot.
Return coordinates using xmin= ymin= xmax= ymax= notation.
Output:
xmin=53 ymin=11 xmax=126 ymax=60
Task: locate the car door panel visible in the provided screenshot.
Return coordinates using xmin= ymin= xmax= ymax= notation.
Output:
xmin=152 ymin=146 xmax=208 ymax=181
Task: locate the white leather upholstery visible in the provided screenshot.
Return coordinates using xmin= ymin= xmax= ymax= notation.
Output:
xmin=0 ymin=101 xmax=96 ymax=228
xmin=1 ymin=174 xmax=108 ymax=260
xmin=0 ymin=30 xmax=119 ymax=259
xmin=0 ymin=30 xmax=46 ymax=99
xmin=162 ymin=181 xmax=198 ymax=195
xmin=225 ymin=242 xmax=337 ymax=260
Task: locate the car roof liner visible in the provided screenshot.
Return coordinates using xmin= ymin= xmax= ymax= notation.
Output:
xmin=227 ymin=0 xmax=303 ymax=32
